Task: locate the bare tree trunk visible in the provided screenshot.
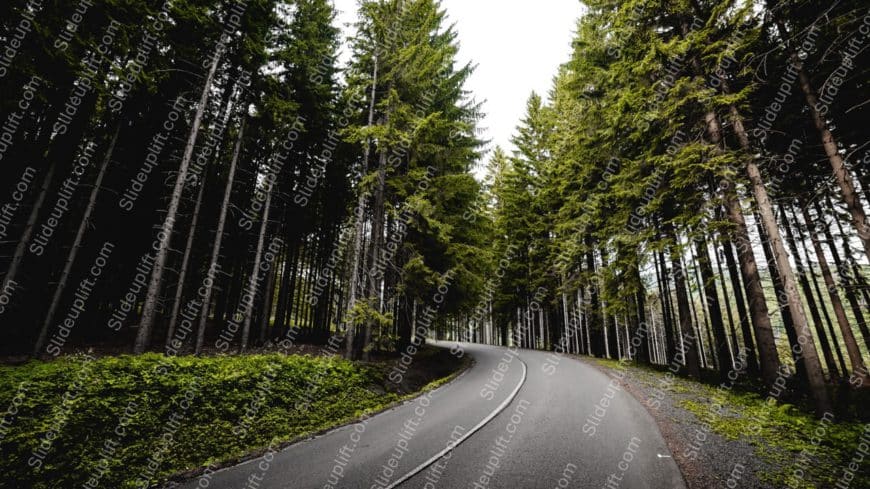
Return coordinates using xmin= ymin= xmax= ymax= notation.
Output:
xmin=632 ymin=257 xmax=650 ymax=364
xmin=360 ymin=148 xmax=388 ymax=360
xmin=33 ymin=127 xmax=119 ymax=356
xmin=722 ymin=237 xmax=759 ymax=374
xmin=695 ymin=236 xmax=730 ymax=380
xmin=671 ymin=245 xmax=701 ymax=380
xmin=782 ymin=204 xmax=840 ymax=380
xmin=665 ymin=226 xmax=701 ymax=379
xmin=135 ymin=47 xmax=223 ymax=354
xmin=727 ymin=103 xmax=831 ymax=413
xmin=586 ymin=240 xmax=605 ymax=357
xmin=196 ymin=118 xmax=245 ymax=353
xmin=712 ymin=237 xmax=739 ymax=364
xmin=710 ymin=120 xmax=782 ymax=388
xmin=767 ymin=14 xmax=870 ymax=261
xmin=241 ymin=182 xmax=273 ymax=351
xmin=165 ymin=170 xmax=207 ymax=347
xmin=755 ymin=210 xmax=805 ymax=385
xmin=820 ymin=198 xmax=870 ymax=350
xmin=258 ymin=239 xmax=280 ymax=344
xmin=346 ymin=54 xmax=379 ymax=359
xmin=793 ymin=203 xmax=849 ymax=377
xmin=802 ymin=204 xmax=868 ymax=384
xmin=654 ymin=246 xmax=677 ymax=362
xmin=1 ymin=161 xmax=57 ymax=299
xmin=685 ymin=248 xmax=710 ymax=368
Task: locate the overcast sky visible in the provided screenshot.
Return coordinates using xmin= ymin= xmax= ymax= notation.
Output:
xmin=331 ymin=0 xmax=582 ymax=165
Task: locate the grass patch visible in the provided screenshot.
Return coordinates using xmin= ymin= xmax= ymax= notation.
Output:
xmin=588 ymin=356 xmax=869 ymax=488
xmin=678 ymin=390 xmax=869 ymax=488
xmin=0 ymin=350 xmax=461 ymax=488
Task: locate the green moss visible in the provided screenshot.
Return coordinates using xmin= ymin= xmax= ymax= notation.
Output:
xmin=589 ymin=357 xmax=868 ymax=488
xmin=0 ymin=352 xmax=459 ymax=489
xmin=678 ymin=388 xmax=868 ymax=488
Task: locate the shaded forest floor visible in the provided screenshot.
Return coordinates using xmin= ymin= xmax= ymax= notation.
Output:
xmin=0 ymin=345 xmax=467 ymax=489
xmin=585 ymin=357 xmax=869 ymax=489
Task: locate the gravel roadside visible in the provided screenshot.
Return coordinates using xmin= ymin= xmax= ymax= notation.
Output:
xmin=580 ymin=356 xmax=777 ymax=489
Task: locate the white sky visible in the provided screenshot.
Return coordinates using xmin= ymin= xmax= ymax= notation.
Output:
xmin=331 ymin=0 xmax=582 ymax=166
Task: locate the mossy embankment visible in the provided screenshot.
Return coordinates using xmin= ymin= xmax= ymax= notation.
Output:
xmin=589 ymin=358 xmax=869 ymax=489
xmin=0 ymin=346 xmax=465 ymax=489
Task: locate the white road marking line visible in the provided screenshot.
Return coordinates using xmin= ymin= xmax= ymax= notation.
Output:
xmin=382 ymin=354 xmax=529 ymax=489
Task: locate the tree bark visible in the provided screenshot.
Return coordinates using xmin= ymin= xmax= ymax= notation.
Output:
xmin=135 ymin=46 xmax=223 ymax=353
xmin=768 ymin=14 xmax=870 ymax=262
xmin=782 ymin=204 xmax=840 ymax=379
xmin=819 ymin=198 xmax=870 ymax=351
xmin=33 ymin=126 xmax=119 ymax=356
xmin=792 ymin=203 xmax=849 ymax=377
xmin=754 ymin=210 xmax=805 ymax=386
xmin=722 ymin=237 xmax=759 ymax=374
xmin=802 ymin=204 xmax=868 ymax=385
xmin=165 ymin=168 xmax=207 ymax=347
xmin=712 ymin=238 xmax=739 ymax=365
xmin=709 ymin=114 xmax=781 ymax=388
xmin=666 ymin=228 xmax=701 ymax=380
xmin=195 ymin=118 xmax=245 ymax=354
xmin=241 ymin=185 xmax=273 ymax=351
xmin=346 ymin=53 xmax=379 ymax=359
xmin=654 ymin=247 xmax=677 ymax=363
xmin=695 ymin=236 xmax=731 ymax=380
xmin=1 ymin=160 xmax=58 ymax=301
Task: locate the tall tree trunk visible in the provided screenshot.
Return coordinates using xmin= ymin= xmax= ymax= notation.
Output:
xmin=273 ymin=237 xmax=295 ymax=335
xmin=195 ymin=118 xmax=245 ymax=353
xmin=692 ymin=58 xmax=780 ymax=382
xmin=33 ymin=127 xmax=119 ymax=356
xmin=655 ymin=247 xmax=677 ymax=363
xmin=241 ymin=185 xmax=273 ymax=351
xmin=1 ymin=161 xmax=58 ymax=300
xmin=725 ymin=101 xmax=831 ymax=414
xmin=722 ymin=237 xmax=759 ymax=374
xmin=782 ymin=204 xmax=840 ymax=380
xmin=258 ymin=246 xmax=279 ymax=344
xmin=712 ymin=238 xmax=739 ymax=365
xmin=792 ymin=203 xmax=849 ymax=377
xmin=686 ymin=248 xmax=712 ymax=369
xmin=346 ymin=54 xmax=379 ymax=359
xmin=767 ymin=14 xmax=870 ymax=261
xmin=802 ymin=204 xmax=868 ymax=385
xmin=695 ymin=236 xmax=730 ymax=380
xmin=633 ymin=257 xmax=650 ymax=364
xmin=165 ymin=169 xmax=207 ymax=347
xmin=666 ymin=227 xmax=701 ymax=380
xmin=672 ymin=246 xmax=701 ymax=380
xmin=135 ymin=46 xmax=223 ymax=354
xmin=360 ymin=148 xmax=389 ymax=360
xmin=754 ymin=210 xmax=805 ymax=386
xmin=818 ymin=199 xmax=870 ymax=351
xmin=585 ymin=240 xmax=605 ymax=357
xmin=708 ymin=111 xmax=781 ymax=387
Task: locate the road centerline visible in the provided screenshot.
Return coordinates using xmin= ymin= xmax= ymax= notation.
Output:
xmin=383 ymin=352 xmax=528 ymax=489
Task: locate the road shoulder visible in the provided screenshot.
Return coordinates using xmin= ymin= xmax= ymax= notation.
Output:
xmin=578 ymin=356 xmax=771 ymax=489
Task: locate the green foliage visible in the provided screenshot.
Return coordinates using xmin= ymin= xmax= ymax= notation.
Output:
xmin=0 ymin=353 xmax=412 ymax=488
xmin=679 ymin=392 xmax=869 ymax=488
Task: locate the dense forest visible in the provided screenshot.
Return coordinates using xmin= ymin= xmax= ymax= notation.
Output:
xmin=1 ymin=0 xmax=869 ymax=427
xmin=0 ymin=0 xmax=487 ymax=362
xmin=475 ymin=0 xmax=870 ymax=419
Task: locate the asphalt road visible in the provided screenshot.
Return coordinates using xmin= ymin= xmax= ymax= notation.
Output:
xmin=176 ymin=342 xmax=685 ymax=489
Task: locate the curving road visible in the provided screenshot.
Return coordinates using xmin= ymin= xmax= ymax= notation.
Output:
xmin=176 ymin=342 xmax=685 ymax=489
